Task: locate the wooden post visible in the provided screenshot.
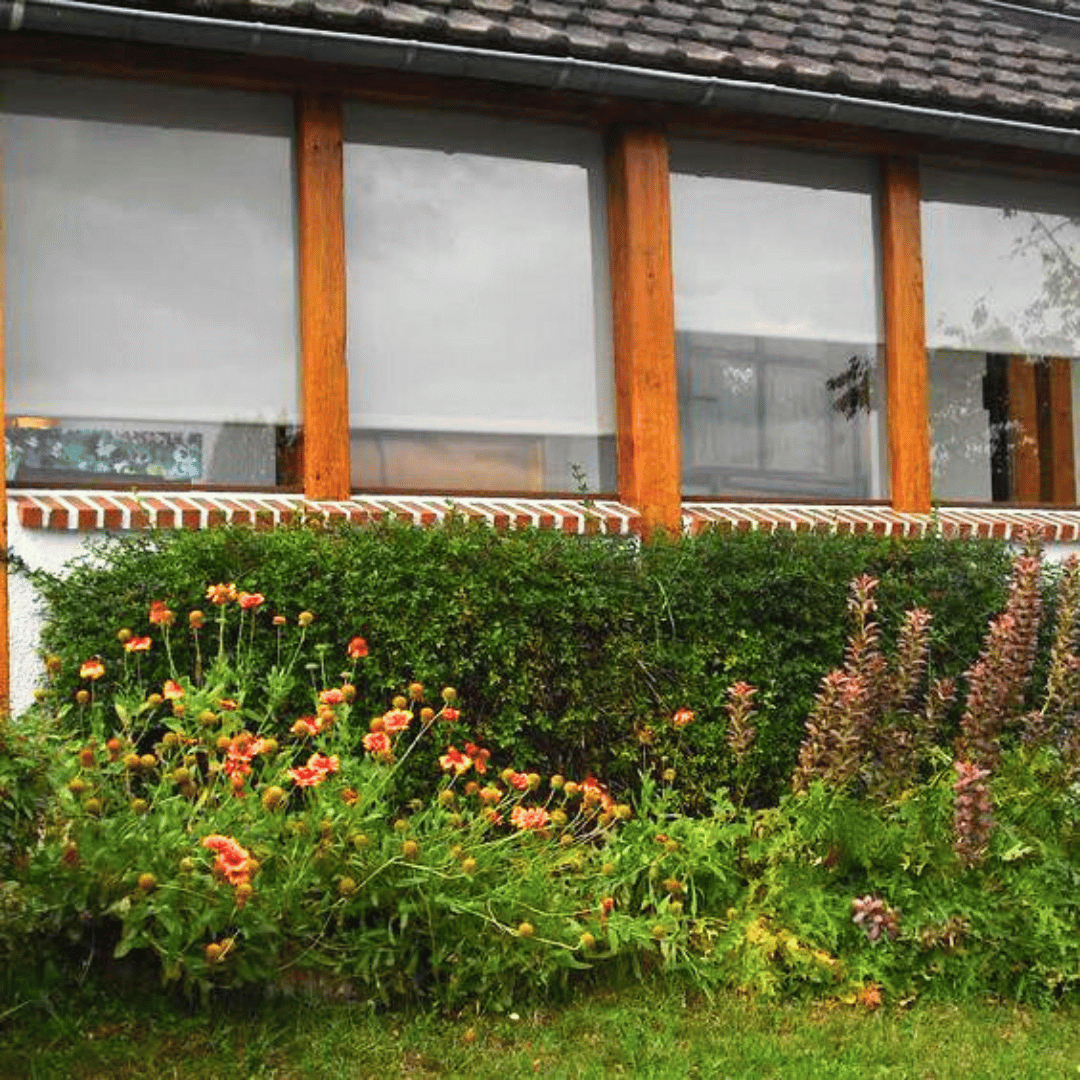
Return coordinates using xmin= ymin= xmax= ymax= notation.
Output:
xmin=606 ymin=127 xmax=681 ymax=535
xmin=1008 ymin=356 xmax=1041 ymax=502
xmin=879 ymin=157 xmax=931 ymax=514
xmin=295 ymin=93 xmax=350 ymax=501
xmin=1045 ymin=358 xmax=1076 ymax=504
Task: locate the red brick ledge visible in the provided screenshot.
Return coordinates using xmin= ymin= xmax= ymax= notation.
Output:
xmin=9 ymin=492 xmax=642 ymax=535
xmin=683 ymin=503 xmax=1080 ymax=542
xmin=12 ymin=492 xmax=1080 ymax=543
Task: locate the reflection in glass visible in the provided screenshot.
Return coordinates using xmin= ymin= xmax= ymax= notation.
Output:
xmin=923 ymin=168 xmax=1080 ymax=503
xmin=343 ymin=106 xmax=615 ymax=494
xmin=670 ymin=143 xmax=886 ymax=499
xmin=2 ymin=72 xmax=300 ymax=487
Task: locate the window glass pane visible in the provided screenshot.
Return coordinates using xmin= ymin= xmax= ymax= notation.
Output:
xmin=670 ymin=142 xmax=886 ymax=499
xmin=2 ymin=72 xmax=300 ymax=487
xmin=343 ymin=105 xmax=615 ymax=494
xmin=923 ymin=168 xmax=1080 ymax=503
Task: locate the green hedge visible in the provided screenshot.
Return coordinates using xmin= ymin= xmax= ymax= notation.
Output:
xmin=17 ymin=519 xmax=1014 ymax=806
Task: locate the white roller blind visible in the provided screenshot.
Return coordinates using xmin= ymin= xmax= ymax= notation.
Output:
xmin=922 ymin=167 xmax=1080 ymax=358
xmin=343 ymin=106 xmax=614 ymax=437
xmin=670 ymin=142 xmax=881 ymax=343
xmin=2 ymin=72 xmax=299 ymax=424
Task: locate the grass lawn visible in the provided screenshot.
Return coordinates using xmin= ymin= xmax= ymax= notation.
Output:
xmin=2 ymin=982 xmax=1078 ymax=1079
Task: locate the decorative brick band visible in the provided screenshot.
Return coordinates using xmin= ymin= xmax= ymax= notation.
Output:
xmin=682 ymin=503 xmax=1080 ymax=542
xmin=12 ymin=492 xmax=1080 ymax=543
xmin=10 ymin=492 xmax=641 ymax=535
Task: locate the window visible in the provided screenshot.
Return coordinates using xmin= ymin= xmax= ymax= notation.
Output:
xmin=670 ymin=142 xmax=887 ymax=500
xmin=2 ymin=72 xmax=300 ymax=488
xmin=922 ymin=167 xmax=1080 ymax=504
xmin=342 ymin=106 xmax=616 ymax=495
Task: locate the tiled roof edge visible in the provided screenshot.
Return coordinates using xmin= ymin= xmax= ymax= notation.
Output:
xmin=12 ymin=491 xmax=1080 ymax=542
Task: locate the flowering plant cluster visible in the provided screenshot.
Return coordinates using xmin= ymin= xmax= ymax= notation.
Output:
xmin=6 ymin=540 xmax=1080 ymax=1012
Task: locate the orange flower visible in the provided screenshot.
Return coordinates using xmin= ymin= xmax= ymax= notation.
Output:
xmin=319 ymin=688 xmax=344 ymax=706
xmin=439 ymin=746 xmax=473 ymax=775
xmin=206 ymin=583 xmax=238 ymax=606
xmin=148 ymin=600 xmax=175 ymax=626
xmin=672 ymin=708 xmax=695 ymax=729
xmin=202 ymin=834 xmax=251 ymax=886
xmin=188 ymin=610 xmax=205 ymax=629
xmin=272 ymin=614 xmax=287 ymax=626
xmin=308 ymin=752 xmax=339 ymax=775
xmin=508 ymin=772 xmax=530 ymax=792
xmin=347 ymin=636 xmax=369 ymax=659
xmin=124 ymin=635 xmax=152 ymax=653
xmin=79 ymin=658 xmax=105 ymax=681
xmin=363 ymin=731 xmax=391 ymax=754
xmin=291 ymin=715 xmax=323 ymax=738
xmin=288 ymin=752 xmax=339 ymax=787
xmin=382 ymin=708 xmax=412 ymax=734
xmin=441 ymin=707 xmax=460 ymax=723
xmin=218 ymin=699 xmax=238 ymax=712
xmin=238 ymin=592 xmax=264 ymax=610
xmin=163 ymin=679 xmax=184 ymax=700
xmin=510 ymin=805 xmax=550 ymax=830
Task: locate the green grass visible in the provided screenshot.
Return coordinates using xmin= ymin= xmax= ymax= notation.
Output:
xmin=3 ymin=983 xmax=1079 ymax=1079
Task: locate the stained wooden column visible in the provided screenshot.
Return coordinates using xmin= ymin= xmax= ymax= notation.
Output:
xmin=880 ymin=156 xmax=931 ymax=514
xmin=606 ymin=127 xmax=681 ymax=535
xmin=1045 ymin=358 xmax=1076 ymax=504
xmin=295 ymin=93 xmax=350 ymax=501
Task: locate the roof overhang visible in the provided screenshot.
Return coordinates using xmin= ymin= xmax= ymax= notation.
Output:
xmin=6 ymin=0 xmax=1080 ymax=157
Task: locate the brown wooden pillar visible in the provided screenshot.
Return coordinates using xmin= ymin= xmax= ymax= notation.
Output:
xmin=606 ymin=127 xmax=681 ymax=535
xmin=295 ymin=93 xmax=350 ymax=501
xmin=880 ymin=156 xmax=931 ymax=514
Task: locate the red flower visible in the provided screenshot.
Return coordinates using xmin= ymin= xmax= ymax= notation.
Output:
xmin=439 ymin=746 xmax=473 ymax=775
xmin=238 ymin=591 xmax=265 ymax=610
xmin=441 ymin=707 xmax=460 ymax=723
xmin=163 ymin=679 xmax=184 ymax=700
xmin=148 ymin=601 xmax=175 ymax=626
xmin=80 ymin=658 xmax=105 ymax=681
xmin=319 ymin=688 xmax=344 ymax=706
xmin=672 ymin=708 xmax=695 ymax=729
xmin=347 ymin=636 xmax=369 ymax=659
xmin=509 ymin=772 xmax=530 ymax=792
xmin=124 ymin=635 xmax=152 ymax=653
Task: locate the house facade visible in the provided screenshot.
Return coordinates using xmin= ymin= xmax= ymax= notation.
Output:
xmin=5 ymin=0 xmax=1080 ymax=710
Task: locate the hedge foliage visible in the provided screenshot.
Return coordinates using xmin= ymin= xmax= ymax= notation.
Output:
xmin=17 ymin=518 xmax=1015 ymax=806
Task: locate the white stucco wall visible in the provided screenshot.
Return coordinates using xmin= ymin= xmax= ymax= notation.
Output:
xmin=7 ymin=509 xmax=107 ymax=715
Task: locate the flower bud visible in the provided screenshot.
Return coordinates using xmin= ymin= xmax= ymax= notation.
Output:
xmin=116 ymin=628 xmax=132 ymax=644
xmin=298 ymin=611 xmax=314 ymax=628
xmin=75 ymin=690 xmax=90 ymax=706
